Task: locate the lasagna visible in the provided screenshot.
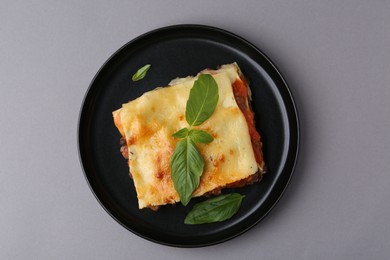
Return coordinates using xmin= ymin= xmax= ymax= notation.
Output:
xmin=113 ymin=63 xmax=266 ymax=209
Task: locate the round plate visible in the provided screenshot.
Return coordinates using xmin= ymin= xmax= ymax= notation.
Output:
xmin=78 ymin=24 xmax=299 ymax=247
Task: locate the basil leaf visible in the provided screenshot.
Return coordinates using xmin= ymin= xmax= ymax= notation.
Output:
xmin=188 ymin=129 xmax=213 ymax=144
xmin=185 ymin=74 xmax=219 ymax=126
xmin=184 ymin=193 xmax=245 ymax=224
xmin=170 ymin=138 xmax=204 ymax=206
xmin=132 ymin=64 xmax=151 ymax=81
xmin=172 ymin=128 xmax=189 ymax=138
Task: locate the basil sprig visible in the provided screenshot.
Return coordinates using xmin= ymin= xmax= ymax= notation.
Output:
xmin=187 ymin=129 xmax=213 ymax=144
xmin=132 ymin=64 xmax=151 ymax=81
xmin=170 ymin=74 xmax=219 ymax=205
xmin=185 ymin=74 xmax=219 ymax=126
xmin=170 ymin=138 xmax=204 ymax=206
xmin=184 ymin=193 xmax=245 ymax=224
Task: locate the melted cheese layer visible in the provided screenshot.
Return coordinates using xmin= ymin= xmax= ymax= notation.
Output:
xmin=114 ymin=63 xmax=259 ymax=209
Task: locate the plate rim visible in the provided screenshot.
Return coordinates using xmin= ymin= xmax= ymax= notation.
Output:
xmin=78 ymin=24 xmax=300 ymax=247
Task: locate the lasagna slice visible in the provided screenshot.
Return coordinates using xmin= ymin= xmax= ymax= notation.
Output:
xmin=113 ymin=63 xmax=265 ymax=209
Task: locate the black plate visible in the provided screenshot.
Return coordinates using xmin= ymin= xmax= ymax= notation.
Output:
xmin=78 ymin=24 xmax=299 ymax=247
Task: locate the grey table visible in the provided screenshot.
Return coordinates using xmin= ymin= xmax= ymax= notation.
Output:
xmin=1 ymin=1 xmax=389 ymax=259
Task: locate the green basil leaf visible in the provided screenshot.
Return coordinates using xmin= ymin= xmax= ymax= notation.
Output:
xmin=185 ymin=74 xmax=219 ymax=126
xmin=184 ymin=193 xmax=245 ymax=224
xmin=172 ymin=128 xmax=189 ymax=138
xmin=170 ymin=138 xmax=204 ymax=206
xmin=132 ymin=64 xmax=151 ymax=81
xmin=188 ymin=129 xmax=213 ymax=144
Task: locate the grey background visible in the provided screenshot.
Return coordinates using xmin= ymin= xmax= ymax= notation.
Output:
xmin=1 ymin=1 xmax=389 ymax=259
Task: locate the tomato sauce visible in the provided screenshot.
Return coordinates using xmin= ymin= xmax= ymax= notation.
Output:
xmin=232 ymin=78 xmax=264 ymax=166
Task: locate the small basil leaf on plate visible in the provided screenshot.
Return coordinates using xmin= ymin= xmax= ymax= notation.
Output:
xmin=188 ymin=129 xmax=213 ymax=144
xmin=132 ymin=64 xmax=151 ymax=81
xmin=184 ymin=193 xmax=245 ymax=224
xmin=170 ymin=138 xmax=204 ymax=206
xmin=172 ymin=128 xmax=189 ymax=138
xmin=185 ymin=74 xmax=219 ymax=126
